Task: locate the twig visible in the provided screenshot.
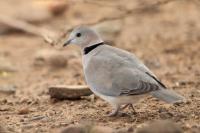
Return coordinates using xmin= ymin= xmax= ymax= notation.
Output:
xmin=0 ymin=14 xmax=57 ymax=45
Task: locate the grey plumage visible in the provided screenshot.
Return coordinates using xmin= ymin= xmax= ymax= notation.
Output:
xmin=64 ymin=26 xmax=185 ymax=116
xmin=151 ymin=89 xmax=185 ymax=104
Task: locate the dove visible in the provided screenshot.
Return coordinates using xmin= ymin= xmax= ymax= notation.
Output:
xmin=63 ymin=26 xmax=185 ymax=116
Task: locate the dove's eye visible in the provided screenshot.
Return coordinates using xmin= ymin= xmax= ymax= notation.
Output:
xmin=76 ymin=33 xmax=81 ymax=37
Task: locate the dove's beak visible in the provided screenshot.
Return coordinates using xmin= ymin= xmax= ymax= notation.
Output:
xmin=63 ymin=39 xmax=72 ymax=47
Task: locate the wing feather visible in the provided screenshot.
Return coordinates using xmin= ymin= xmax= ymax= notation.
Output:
xmin=120 ymin=80 xmax=159 ymax=95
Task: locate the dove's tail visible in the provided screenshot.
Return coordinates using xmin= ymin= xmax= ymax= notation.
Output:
xmin=151 ymin=89 xmax=185 ymax=104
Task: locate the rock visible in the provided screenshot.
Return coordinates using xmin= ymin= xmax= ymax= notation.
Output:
xmin=49 ymin=85 xmax=92 ymax=100
xmin=34 ymin=49 xmax=73 ymax=69
xmin=191 ymin=125 xmax=200 ymax=133
xmin=60 ymin=124 xmax=115 ymax=133
xmin=0 ymin=105 xmax=10 ymax=111
xmin=21 ymin=124 xmax=34 ymax=130
xmin=0 ymin=85 xmax=16 ymax=95
xmin=136 ymin=120 xmax=183 ymax=133
xmin=29 ymin=115 xmax=46 ymax=121
xmin=18 ymin=107 xmax=30 ymax=115
xmin=190 ymin=89 xmax=200 ymax=98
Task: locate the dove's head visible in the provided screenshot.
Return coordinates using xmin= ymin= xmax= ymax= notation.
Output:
xmin=63 ymin=26 xmax=103 ymax=48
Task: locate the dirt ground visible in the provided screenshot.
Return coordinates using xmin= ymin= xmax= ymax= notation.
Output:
xmin=0 ymin=0 xmax=200 ymax=133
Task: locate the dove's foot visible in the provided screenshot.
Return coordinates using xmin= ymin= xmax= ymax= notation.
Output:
xmin=107 ymin=105 xmax=119 ymax=117
xmin=106 ymin=104 xmax=137 ymax=117
xmin=120 ymin=104 xmax=137 ymax=114
xmin=120 ymin=104 xmax=130 ymax=110
xmin=129 ymin=104 xmax=137 ymax=114
xmin=107 ymin=111 xmax=130 ymax=117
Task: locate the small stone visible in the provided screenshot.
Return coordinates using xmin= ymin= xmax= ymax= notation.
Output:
xmin=190 ymin=89 xmax=200 ymax=98
xmin=20 ymin=119 xmax=25 ymax=122
xmin=191 ymin=125 xmax=200 ymax=133
xmin=18 ymin=107 xmax=30 ymax=115
xmin=29 ymin=115 xmax=46 ymax=121
xmin=175 ymin=80 xmax=194 ymax=87
xmin=0 ymin=99 xmax=7 ymax=104
xmin=0 ymin=105 xmax=10 ymax=111
xmin=22 ymin=124 xmax=34 ymax=129
xmin=0 ymin=85 xmax=16 ymax=95
xmin=159 ymin=112 xmax=173 ymax=119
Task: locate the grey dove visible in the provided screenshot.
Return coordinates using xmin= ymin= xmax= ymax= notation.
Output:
xmin=63 ymin=26 xmax=185 ymax=116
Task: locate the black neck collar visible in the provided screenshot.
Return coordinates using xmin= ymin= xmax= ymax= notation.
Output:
xmin=84 ymin=42 xmax=104 ymax=55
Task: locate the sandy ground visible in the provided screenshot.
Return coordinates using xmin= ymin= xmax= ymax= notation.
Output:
xmin=0 ymin=0 xmax=200 ymax=132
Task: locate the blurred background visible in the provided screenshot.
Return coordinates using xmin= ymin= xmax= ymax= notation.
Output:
xmin=0 ymin=0 xmax=199 ymax=133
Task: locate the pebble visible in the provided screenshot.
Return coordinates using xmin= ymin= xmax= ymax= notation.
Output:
xmin=0 ymin=105 xmax=10 ymax=111
xmin=22 ymin=124 xmax=34 ymax=130
xmin=29 ymin=115 xmax=46 ymax=121
xmin=18 ymin=107 xmax=30 ymax=115
xmin=0 ymin=85 xmax=16 ymax=95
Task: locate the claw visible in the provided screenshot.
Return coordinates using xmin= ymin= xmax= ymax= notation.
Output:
xmin=120 ymin=104 xmax=136 ymax=113
xmin=129 ymin=104 xmax=136 ymax=113
xmin=120 ymin=104 xmax=130 ymax=110
xmin=106 ymin=105 xmax=119 ymax=117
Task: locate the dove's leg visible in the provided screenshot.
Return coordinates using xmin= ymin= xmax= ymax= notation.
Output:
xmin=129 ymin=104 xmax=136 ymax=113
xmin=120 ymin=104 xmax=130 ymax=110
xmin=107 ymin=105 xmax=120 ymax=117
xmin=129 ymin=104 xmax=137 ymax=114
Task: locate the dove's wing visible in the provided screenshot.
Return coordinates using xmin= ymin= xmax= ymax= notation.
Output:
xmin=85 ymin=45 xmax=163 ymax=97
xmin=110 ymin=67 xmax=160 ymax=96
xmin=85 ymin=44 xmax=184 ymax=103
xmin=103 ymin=45 xmax=167 ymax=88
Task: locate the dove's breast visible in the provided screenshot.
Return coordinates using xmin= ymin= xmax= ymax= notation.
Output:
xmin=83 ymin=52 xmax=113 ymax=91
